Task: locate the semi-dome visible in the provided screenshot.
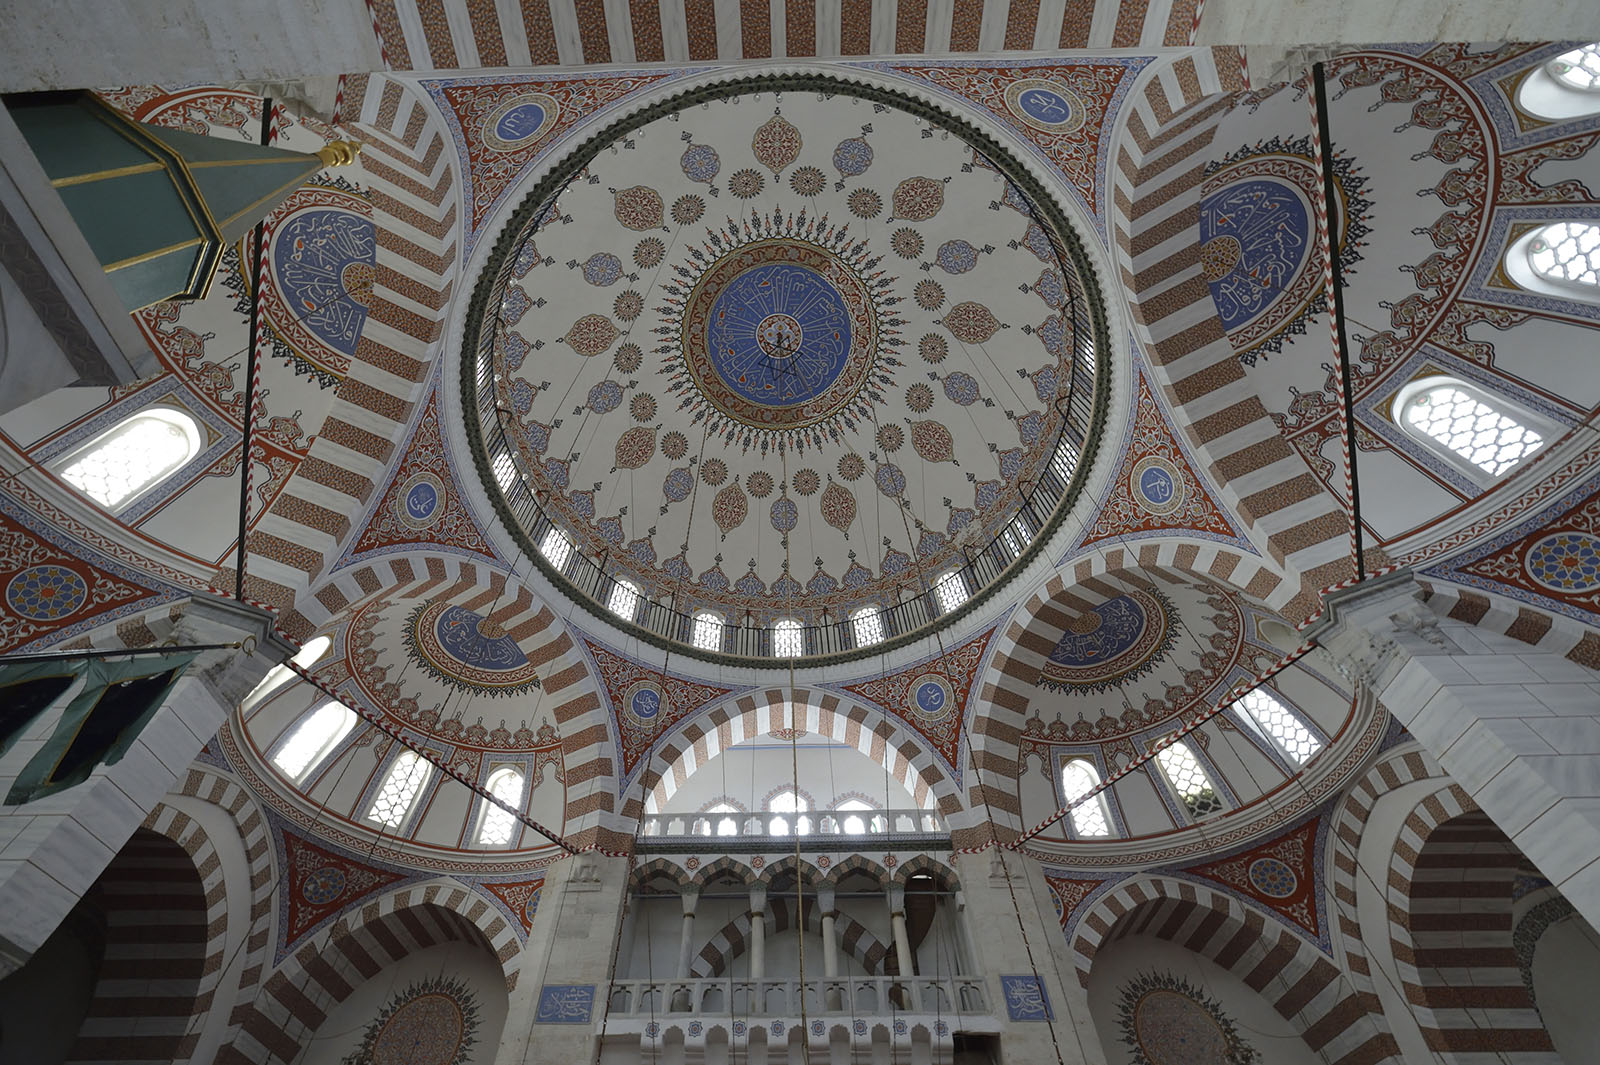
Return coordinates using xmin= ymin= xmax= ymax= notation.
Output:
xmin=466 ymin=75 xmax=1108 ymax=663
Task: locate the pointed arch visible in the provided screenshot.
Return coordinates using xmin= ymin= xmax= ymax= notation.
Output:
xmin=691 ymin=856 xmax=758 ymax=889
xmin=217 ymin=882 xmax=522 ymax=1065
xmin=892 ymin=854 xmax=961 ymax=889
xmin=970 ymin=545 xmax=1303 ymax=840
xmin=1069 ymin=875 xmax=1400 ymax=1065
xmin=628 ymin=687 xmax=965 ymax=828
xmin=828 ymin=855 xmax=892 ymax=887
xmin=689 ymin=897 xmax=892 ymax=978
xmin=760 ymin=854 xmax=825 ymax=888
xmin=630 ymin=857 xmax=692 ymax=891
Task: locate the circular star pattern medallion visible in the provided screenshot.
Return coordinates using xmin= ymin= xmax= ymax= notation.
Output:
xmin=1525 ymin=530 xmax=1600 ymax=593
xmin=301 ymin=865 xmax=347 ymax=904
xmin=1247 ymin=856 xmax=1299 ymax=898
xmin=6 ymin=564 xmax=88 ymax=621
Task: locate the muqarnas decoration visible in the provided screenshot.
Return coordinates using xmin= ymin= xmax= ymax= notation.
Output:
xmin=342 ymin=975 xmax=482 ymax=1065
xmin=1115 ymin=970 xmax=1261 ymax=1065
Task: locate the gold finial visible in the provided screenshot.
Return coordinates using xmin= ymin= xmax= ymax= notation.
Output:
xmin=316 ymin=140 xmax=362 ymax=167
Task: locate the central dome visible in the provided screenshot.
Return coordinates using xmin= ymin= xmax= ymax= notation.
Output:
xmin=466 ymin=76 xmax=1107 ymax=661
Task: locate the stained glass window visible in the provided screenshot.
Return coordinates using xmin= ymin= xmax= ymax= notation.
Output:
xmin=368 ymin=750 xmax=431 ymax=828
xmin=1399 ymin=381 xmax=1543 ymax=477
xmin=271 ymin=698 xmax=356 ymax=782
xmin=1061 ymin=759 xmax=1112 ymax=837
xmin=851 ymin=605 xmax=885 ymax=647
xmin=1548 ymin=43 xmax=1600 ymax=91
xmin=691 ymin=611 xmax=724 ymax=651
xmin=58 ymin=408 xmax=201 ymax=509
xmin=1233 ymin=687 xmax=1322 ymax=765
xmin=1155 ymin=742 xmax=1224 ymax=818
xmin=1526 ymin=221 xmax=1600 ymax=289
xmin=773 ymin=617 xmax=804 ymax=657
xmin=476 ymin=767 xmax=526 ymax=845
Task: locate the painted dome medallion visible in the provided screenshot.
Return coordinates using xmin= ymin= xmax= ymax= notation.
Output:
xmin=467 ymin=77 xmax=1107 ymax=661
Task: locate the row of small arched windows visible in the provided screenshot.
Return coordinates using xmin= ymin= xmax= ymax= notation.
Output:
xmin=1054 ymin=686 xmax=1322 ymax=838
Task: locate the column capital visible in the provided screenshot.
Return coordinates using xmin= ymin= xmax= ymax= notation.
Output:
xmin=748 ymin=882 xmax=767 ymax=913
xmin=884 ymin=882 xmax=905 ymax=912
xmin=680 ymin=882 xmax=700 ymax=916
xmin=816 ymin=882 xmax=836 ymax=911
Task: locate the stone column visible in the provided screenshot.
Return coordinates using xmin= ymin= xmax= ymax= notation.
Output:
xmin=954 ymin=848 xmax=1097 ymax=1063
xmin=749 ymin=883 xmax=767 ymax=980
xmin=1311 ymin=572 xmax=1600 ymax=930
xmin=496 ymin=850 xmax=629 ymax=1064
xmin=817 ymin=882 xmax=841 ymax=1009
xmin=670 ymin=884 xmax=700 ymax=1011
xmin=885 ymin=883 xmax=917 ymax=1010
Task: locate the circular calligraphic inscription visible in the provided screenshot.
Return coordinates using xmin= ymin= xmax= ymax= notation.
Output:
xmin=624 ymin=682 xmax=666 ymax=724
xmin=683 ymin=239 xmax=878 ymax=428
xmin=371 ymin=992 xmax=467 ymax=1065
xmin=1247 ymin=856 xmax=1299 ymax=898
xmin=398 ymin=472 xmax=445 ymax=530
xmin=6 ymin=564 xmax=88 ymax=621
xmin=1131 ymin=456 xmax=1184 ymax=517
xmin=1525 ymin=530 xmax=1600 ymax=593
xmin=482 ymin=93 xmax=560 ymax=152
xmin=301 ymin=865 xmax=347 ymax=905
xmin=911 ymin=674 xmax=953 ymax=720
xmin=1004 ymin=79 xmax=1088 ymax=133
xmin=1133 ymin=989 xmax=1230 ymax=1065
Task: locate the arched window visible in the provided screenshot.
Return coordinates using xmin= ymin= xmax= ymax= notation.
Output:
xmin=690 ymin=611 xmax=724 ymax=651
xmin=772 ymin=617 xmax=804 ymax=658
xmin=476 ymin=766 xmax=526 ymax=846
xmin=1155 ymin=741 xmax=1223 ymax=819
xmin=368 ymin=749 xmax=431 ymax=828
xmin=540 ymin=526 xmax=574 ymax=572
xmin=769 ymin=788 xmax=810 ymax=835
xmin=934 ymin=570 xmax=969 ymax=613
xmin=705 ymin=801 xmax=742 ymax=837
xmin=1051 ymin=436 xmax=1079 ymax=483
xmin=57 ymin=408 xmax=202 ymax=511
xmin=1526 ymin=221 xmax=1600 ymax=290
xmin=607 ymin=578 xmax=641 ymax=620
xmin=1396 ymin=377 xmax=1544 ymax=478
xmin=243 ymin=635 xmax=332 ymax=713
xmin=1548 ymin=43 xmax=1600 ymax=91
xmin=850 ymin=605 xmax=885 ymax=648
xmin=1232 ymin=687 xmax=1322 ymax=766
xmin=1060 ymin=759 xmax=1112 ymax=838
xmin=270 ymin=698 xmax=357 ymax=783
xmin=836 ymin=798 xmax=877 ymax=835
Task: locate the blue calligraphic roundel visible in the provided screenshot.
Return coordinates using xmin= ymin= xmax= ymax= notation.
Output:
xmin=681 ymin=238 xmax=878 ymax=430
xmin=627 ymin=684 xmax=664 ymax=722
xmin=910 ymin=674 xmax=953 ymax=720
xmin=272 ymin=206 xmax=376 ymax=360
xmin=398 ymin=472 xmax=445 ymax=530
xmin=1004 ymin=79 xmax=1086 ymax=134
xmin=1130 ymin=456 xmax=1183 ymax=517
xmin=483 ymin=92 xmax=560 ymax=152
